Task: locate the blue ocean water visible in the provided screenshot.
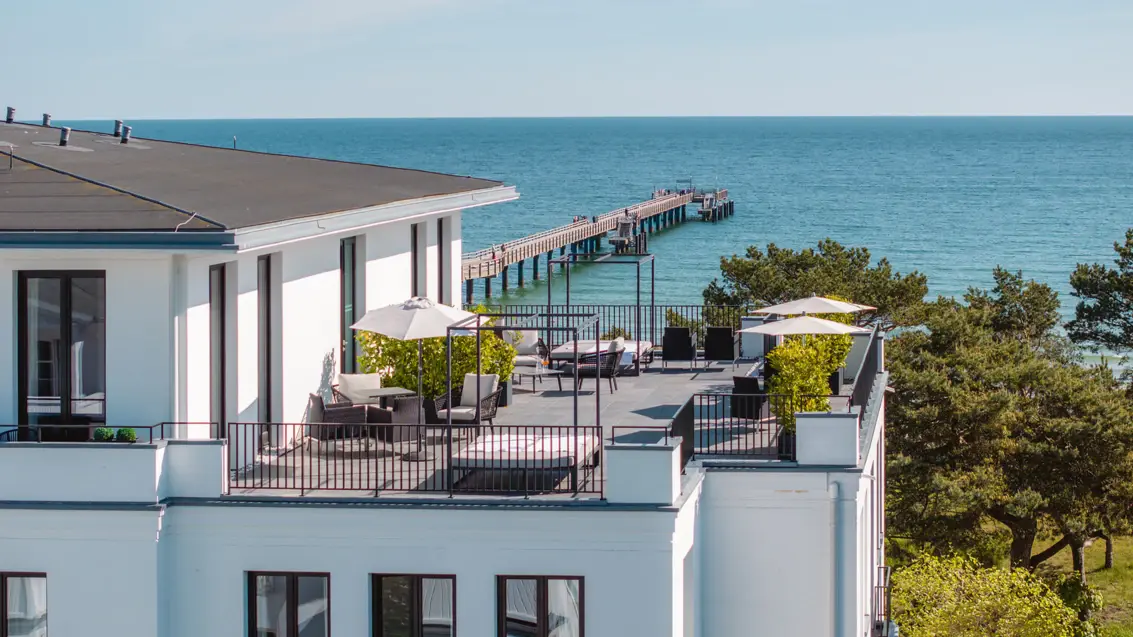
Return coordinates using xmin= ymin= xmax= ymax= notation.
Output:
xmin=62 ymin=117 xmax=1133 ymax=315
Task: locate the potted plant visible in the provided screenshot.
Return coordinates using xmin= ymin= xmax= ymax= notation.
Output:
xmin=92 ymin=427 xmax=115 ymax=442
xmin=116 ymin=428 xmax=138 ymax=443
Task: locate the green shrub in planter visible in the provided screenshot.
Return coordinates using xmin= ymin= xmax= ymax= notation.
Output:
xmin=766 ymin=307 xmax=854 ymax=431
xmin=92 ymin=427 xmax=115 ymax=442
xmin=115 ymin=428 xmax=138 ymax=443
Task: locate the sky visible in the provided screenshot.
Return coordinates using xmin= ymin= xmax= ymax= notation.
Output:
xmin=4 ymin=0 xmax=1133 ymax=119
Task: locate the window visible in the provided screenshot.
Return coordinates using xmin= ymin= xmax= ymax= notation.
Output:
xmin=1 ymin=573 xmax=47 ymax=637
xmin=373 ymin=575 xmax=454 ymax=637
xmin=17 ymin=272 xmax=106 ymax=441
xmin=209 ymin=264 xmax=228 ymax=437
xmin=497 ymin=577 xmax=582 ymax=637
xmin=248 ymin=572 xmax=329 ymax=637
xmin=340 ymin=238 xmax=359 ymax=373
xmin=258 ymin=255 xmax=273 ymax=423
xmin=410 ymin=224 xmax=421 ymax=297
xmin=436 ymin=218 xmax=446 ymax=304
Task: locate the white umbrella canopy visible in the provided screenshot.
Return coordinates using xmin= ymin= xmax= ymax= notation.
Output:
xmin=351 ymin=297 xmax=478 ymax=340
xmin=754 ymin=295 xmax=876 ymax=316
xmin=738 ymin=315 xmax=871 ymax=336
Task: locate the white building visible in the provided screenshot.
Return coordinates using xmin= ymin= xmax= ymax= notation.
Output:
xmin=0 ymin=117 xmax=891 ymax=637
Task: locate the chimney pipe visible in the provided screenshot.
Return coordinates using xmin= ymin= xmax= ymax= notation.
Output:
xmin=113 ymin=120 xmax=123 ymax=137
xmin=120 ymin=125 xmax=132 ymax=144
xmin=59 ymin=127 xmax=71 ymax=147
xmin=4 ymin=107 xmax=13 ymax=124
xmin=42 ymin=113 xmax=51 ymax=127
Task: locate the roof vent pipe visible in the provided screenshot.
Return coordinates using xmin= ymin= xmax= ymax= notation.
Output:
xmin=42 ymin=113 xmax=51 ymax=127
xmin=59 ymin=127 xmax=71 ymax=147
xmin=113 ymin=120 xmax=123 ymax=137
xmin=120 ymin=125 xmax=132 ymax=144
xmin=4 ymin=107 xmax=13 ymax=124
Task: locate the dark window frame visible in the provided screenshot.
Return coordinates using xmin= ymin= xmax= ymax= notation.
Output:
xmin=209 ymin=264 xmax=228 ymax=437
xmin=340 ymin=237 xmax=359 ymax=374
xmin=437 ymin=218 xmax=446 ymax=303
xmin=1 ymin=572 xmax=48 ymax=637
xmin=372 ymin=573 xmax=456 ymax=637
xmin=410 ymin=223 xmax=421 ymax=297
xmin=257 ymin=255 xmax=273 ymax=424
xmin=247 ymin=571 xmax=331 ymax=637
xmin=496 ymin=575 xmax=584 ymax=637
xmin=16 ymin=270 xmax=106 ymax=435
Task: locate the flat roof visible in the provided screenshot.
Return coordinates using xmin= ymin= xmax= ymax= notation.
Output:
xmin=0 ymin=122 xmax=503 ymax=232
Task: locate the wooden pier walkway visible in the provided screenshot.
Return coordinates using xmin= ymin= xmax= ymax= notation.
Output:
xmin=461 ymin=188 xmax=733 ymax=303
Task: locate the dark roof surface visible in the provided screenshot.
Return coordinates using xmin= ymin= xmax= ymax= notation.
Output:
xmin=0 ymin=122 xmax=502 ymax=232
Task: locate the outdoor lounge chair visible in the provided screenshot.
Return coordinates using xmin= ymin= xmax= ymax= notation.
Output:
xmin=433 ymin=373 xmax=503 ymax=426
xmin=505 ymin=330 xmax=550 ymax=368
xmin=307 ymin=393 xmax=368 ymax=440
xmin=662 ymin=326 xmax=696 ymax=369
xmin=332 ymin=372 xmax=384 ymax=404
xmin=562 ymin=340 xmax=624 ymax=393
xmin=703 ymin=326 xmax=738 ymax=368
xmin=730 ymin=376 xmax=765 ymax=420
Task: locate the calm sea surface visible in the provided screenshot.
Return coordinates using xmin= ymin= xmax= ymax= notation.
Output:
xmin=63 ymin=117 xmax=1133 ymax=316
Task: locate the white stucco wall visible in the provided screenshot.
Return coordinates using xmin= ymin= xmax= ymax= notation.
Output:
xmin=0 ymin=252 xmax=174 ymax=429
xmin=161 ymin=503 xmax=684 ymax=637
xmin=0 ymin=508 xmax=162 ymax=637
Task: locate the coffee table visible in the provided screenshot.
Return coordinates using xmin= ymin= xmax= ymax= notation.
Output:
xmin=513 ymin=367 xmax=564 ymax=393
xmin=368 ymin=387 xmax=416 ymax=408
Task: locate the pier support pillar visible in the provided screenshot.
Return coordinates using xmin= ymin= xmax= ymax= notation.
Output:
xmin=517 ymin=260 xmax=525 ymax=287
xmin=484 ymin=276 xmax=492 ymax=299
xmin=681 ymin=205 xmax=686 ymax=222
xmin=465 ymin=279 xmax=473 ymax=305
xmin=501 ymin=265 xmax=509 ymax=292
xmin=532 ymin=256 xmax=540 ymax=281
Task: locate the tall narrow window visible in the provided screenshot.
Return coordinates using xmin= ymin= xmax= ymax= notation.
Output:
xmin=437 ymin=218 xmax=447 ymax=304
xmin=373 ymin=574 xmax=455 ymax=637
xmin=340 ymin=238 xmax=358 ymax=373
xmin=258 ymin=255 xmax=273 ymax=424
xmin=17 ymin=271 xmax=106 ymax=442
xmin=410 ymin=224 xmax=421 ymax=297
xmin=497 ymin=577 xmax=583 ymax=637
xmin=209 ymin=264 xmax=227 ymax=437
xmin=249 ymin=572 xmax=330 ymax=637
xmin=1 ymin=573 xmax=48 ymax=637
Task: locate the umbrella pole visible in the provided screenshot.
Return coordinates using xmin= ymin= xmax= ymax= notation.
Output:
xmin=406 ymin=339 xmax=432 ymax=462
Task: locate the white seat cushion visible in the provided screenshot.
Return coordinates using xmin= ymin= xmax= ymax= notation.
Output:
xmin=437 ymin=406 xmax=478 ymax=422
xmin=335 ymin=373 xmax=382 ymax=403
xmin=460 ymin=373 xmax=499 ymax=407
xmin=504 ymin=330 xmax=541 ymax=355
xmin=513 ymin=355 xmax=543 ymax=367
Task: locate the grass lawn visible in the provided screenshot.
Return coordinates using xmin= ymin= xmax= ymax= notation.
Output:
xmin=1038 ymin=536 xmax=1133 ymax=636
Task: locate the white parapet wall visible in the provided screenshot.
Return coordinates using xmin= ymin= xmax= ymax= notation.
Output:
xmin=0 ymin=440 xmax=227 ymax=503
xmin=605 ymin=436 xmax=682 ymax=505
xmin=795 ymin=407 xmax=861 ymax=466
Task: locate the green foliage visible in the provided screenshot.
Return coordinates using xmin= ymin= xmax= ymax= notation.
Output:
xmin=765 ymin=340 xmax=833 ymax=429
xmin=115 ymin=428 xmax=137 ymax=443
xmin=600 ymin=326 xmax=632 ymax=340
xmin=1050 ymin=575 xmax=1104 ymax=630
xmin=92 ymin=427 xmax=115 ymax=442
xmin=664 ymin=306 xmax=743 ymax=344
xmin=356 ymin=306 xmax=516 ymax=400
xmin=892 ymin=554 xmax=1084 ymax=637
xmin=1067 ymin=229 xmax=1133 ymax=355
xmin=702 ymin=238 xmax=928 ymax=329
xmin=887 ymin=269 xmax=1133 ymax=571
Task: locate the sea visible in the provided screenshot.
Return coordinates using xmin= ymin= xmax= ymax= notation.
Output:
xmin=61 ymin=117 xmax=1133 ymax=319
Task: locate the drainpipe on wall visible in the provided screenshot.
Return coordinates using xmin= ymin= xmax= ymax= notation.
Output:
xmin=832 ymin=478 xmax=860 ymax=637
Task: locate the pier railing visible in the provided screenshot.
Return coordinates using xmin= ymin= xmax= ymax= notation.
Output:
xmin=472 ymin=304 xmax=746 ymax=349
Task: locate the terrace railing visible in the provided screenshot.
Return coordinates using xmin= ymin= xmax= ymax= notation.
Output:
xmin=227 ymin=422 xmax=604 ymax=498
xmin=473 ymin=304 xmax=746 ymax=350
xmin=850 ymin=327 xmax=883 ymax=413
xmin=690 ymin=393 xmax=844 ymax=461
xmin=872 ymin=565 xmax=893 ymax=637
xmin=0 ymin=422 xmax=187 ymax=443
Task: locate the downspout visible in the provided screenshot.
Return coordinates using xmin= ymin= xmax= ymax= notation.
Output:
xmin=833 ymin=479 xmax=859 ymax=637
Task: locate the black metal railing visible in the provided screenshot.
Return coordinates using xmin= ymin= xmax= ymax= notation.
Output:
xmin=227 ymin=422 xmax=604 ymax=498
xmin=872 ymin=565 xmax=893 ymax=637
xmin=692 ymin=393 xmax=801 ymax=460
xmin=850 ymin=328 xmax=883 ymax=414
xmin=0 ymin=422 xmax=185 ymax=443
xmin=474 ymin=304 xmax=746 ymax=350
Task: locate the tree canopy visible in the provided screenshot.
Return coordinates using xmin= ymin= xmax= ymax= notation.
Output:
xmin=1067 ymin=228 xmax=1133 ymax=354
xmin=701 ymin=238 xmax=928 ymax=329
xmin=887 ymin=269 xmax=1133 ymax=575
xmin=891 ymin=554 xmax=1086 ymax=637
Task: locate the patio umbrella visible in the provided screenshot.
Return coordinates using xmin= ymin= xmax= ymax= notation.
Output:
xmin=351 ymin=297 xmax=478 ymax=434
xmin=753 ymin=295 xmax=875 ymax=316
xmin=738 ymin=315 xmax=871 ymax=336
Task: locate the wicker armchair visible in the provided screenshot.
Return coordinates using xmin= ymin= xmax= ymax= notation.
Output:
xmin=566 ymin=346 xmax=623 ymax=393
xmin=432 ymin=385 xmax=504 ymax=426
xmin=307 ymin=393 xmax=368 ymax=440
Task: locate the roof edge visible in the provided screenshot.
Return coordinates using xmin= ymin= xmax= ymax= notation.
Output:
xmin=0 ymin=230 xmax=237 ymax=251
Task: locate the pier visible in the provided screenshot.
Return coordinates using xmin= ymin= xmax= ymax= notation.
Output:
xmin=462 ymin=187 xmax=732 ymax=303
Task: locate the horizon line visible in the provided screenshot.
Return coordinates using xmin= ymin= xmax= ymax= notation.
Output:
xmin=39 ymin=113 xmax=1133 ymax=123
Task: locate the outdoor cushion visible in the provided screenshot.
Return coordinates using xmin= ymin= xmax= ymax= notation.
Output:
xmin=513 ymin=354 xmax=543 ymax=367
xmin=436 ymin=406 xmax=478 ymax=422
xmin=459 ymin=373 xmax=499 ymax=407
xmin=609 ymin=336 xmax=626 ymax=353
xmin=505 ymin=329 xmax=541 ymax=355
xmin=335 ymin=373 xmax=382 ymax=403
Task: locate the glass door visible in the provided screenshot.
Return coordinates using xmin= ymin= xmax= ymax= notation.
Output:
xmin=17 ymin=272 xmax=106 ymax=441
